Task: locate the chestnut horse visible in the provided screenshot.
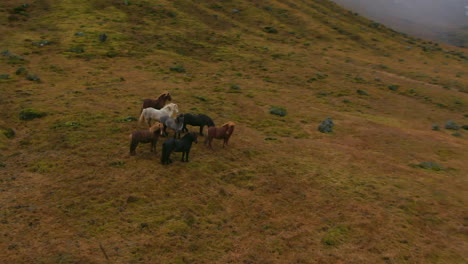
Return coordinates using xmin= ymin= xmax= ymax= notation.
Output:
xmin=205 ymin=121 xmax=235 ymax=149
xmin=141 ymin=91 xmax=172 ymax=111
xmin=129 ymin=122 xmax=164 ymax=155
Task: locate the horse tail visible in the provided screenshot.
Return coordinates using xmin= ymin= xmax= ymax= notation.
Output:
xmin=139 ymin=109 xmax=146 ymax=124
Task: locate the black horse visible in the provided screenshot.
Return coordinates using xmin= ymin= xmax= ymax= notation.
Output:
xmin=161 ymin=132 xmax=198 ymax=165
xmin=180 ymin=113 xmax=215 ymax=136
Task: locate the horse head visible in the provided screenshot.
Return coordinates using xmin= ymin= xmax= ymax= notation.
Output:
xmin=149 ymin=122 xmax=164 ymax=135
xmin=176 ymin=114 xmax=184 ymax=124
xmin=171 ymin=103 xmax=179 ymax=114
xmin=222 ymin=121 xmax=236 ymax=135
xmin=159 ymin=91 xmax=170 ymax=99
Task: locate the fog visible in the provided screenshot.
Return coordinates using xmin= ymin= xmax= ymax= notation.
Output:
xmin=331 ymin=0 xmax=468 ymax=46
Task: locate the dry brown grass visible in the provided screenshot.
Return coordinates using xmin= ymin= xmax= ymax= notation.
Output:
xmin=0 ymin=0 xmax=467 ymax=263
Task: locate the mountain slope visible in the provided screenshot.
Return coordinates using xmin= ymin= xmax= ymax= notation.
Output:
xmin=0 ymin=0 xmax=467 ymax=263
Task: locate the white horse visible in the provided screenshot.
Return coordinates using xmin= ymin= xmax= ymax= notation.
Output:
xmin=139 ymin=103 xmax=179 ymax=127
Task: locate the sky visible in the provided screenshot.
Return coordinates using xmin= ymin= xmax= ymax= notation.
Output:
xmin=331 ymin=0 xmax=468 ymax=43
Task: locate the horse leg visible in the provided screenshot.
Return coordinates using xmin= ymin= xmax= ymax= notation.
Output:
xmin=163 ymin=125 xmax=169 ymax=137
xmin=151 ymin=140 xmax=155 ymax=153
xmin=161 ymin=146 xmax=166 ymax=164
xmin=199 ymin=126 xmax=204 ymax=136
xmin=207 ymin=137 xmax=213 ymax=149
xmin=167 ymin=149 xmax=174 ymax=164
xmin=185 ymin=150 xmax=190 ymax=162
xmin=130 ymin=140 xmax=138 ymax=155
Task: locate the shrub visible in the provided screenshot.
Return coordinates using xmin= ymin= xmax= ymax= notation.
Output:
xmin=1 ymin=128 xmax=15 ymax=138
xmin=388 ymin=84 xmax=400 ymax=91
xmin=318 ymin=118 xmax=334 ymax=133
xmin=445 ymin=120 xmax=459 ymax=130
xmin=32 ymin=40 xmax=51 ymax=47
xmin=321 ymin=225 xmax=349 ymax=246
xmin=19 ymin=108 xmax=46 ymax=120
xmin=12 ymin=4 xmax=29 ymax=14
xmin=356 ymin=90 xmax=368 ymax=96
xmin=15 ymin=67 xmax=27 ymax=75
xmin=109 ymin=161 xmax=125 ymax=168
xmin=169 ymin=64 xmax=185 ymax=73
xmin=68 ymin=46 xmax=85 ymax=53
xmin=117 ymin=116 xmax=138 ymax=122
xmin=263 ymin=27 xmax=278 ymax=34
xmin=26 ymin=74 xmax=40 ymax=81
xmin=193 ymin=96 xmax=207 ymax=102
xmin=417 ymin=162 xmax=444 ymax=171
xmin=269 ymin=106 xmax=287 ymax=116
xmin=228 ymin=84 xmax=241 ymax=93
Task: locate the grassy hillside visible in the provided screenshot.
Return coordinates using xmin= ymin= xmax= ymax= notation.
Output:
xmin=0 ymin=0 xmax=467 ymax=263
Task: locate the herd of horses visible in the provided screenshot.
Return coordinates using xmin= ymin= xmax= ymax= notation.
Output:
xmin=129 ymin=91 xmax=236 ymax=165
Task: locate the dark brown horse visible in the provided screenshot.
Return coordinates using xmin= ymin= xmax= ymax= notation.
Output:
xmin=205 ymin=121 xmax=235 ymax=149
xmin=141 ymin=91 xmax=172 ymax=112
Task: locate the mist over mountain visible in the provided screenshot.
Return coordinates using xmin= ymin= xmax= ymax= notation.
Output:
xmin=332 ymin=0 xmax=468 ymax=47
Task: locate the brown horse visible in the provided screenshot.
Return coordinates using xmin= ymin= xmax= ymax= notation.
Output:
xmin=205 ymin=121 xmax=235 ymax=149
xmin=129 ymin=122 xmax=164 ymax=155
xmin=141 ymin=91 xmax=172 ymax=111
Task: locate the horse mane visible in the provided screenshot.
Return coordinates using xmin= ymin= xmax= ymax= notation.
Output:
xmin=222 ymin=121 xmax=235 ymax=127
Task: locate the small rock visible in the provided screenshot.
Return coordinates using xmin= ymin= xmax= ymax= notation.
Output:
xmin=432 ymin=124 xmax=440 ymax=131
xmin=74 ymin=32 xmax=85 ymax=36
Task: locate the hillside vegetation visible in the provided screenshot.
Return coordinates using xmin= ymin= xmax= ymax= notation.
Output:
xmin=0 ymin=0 xmax=467 ymax=263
